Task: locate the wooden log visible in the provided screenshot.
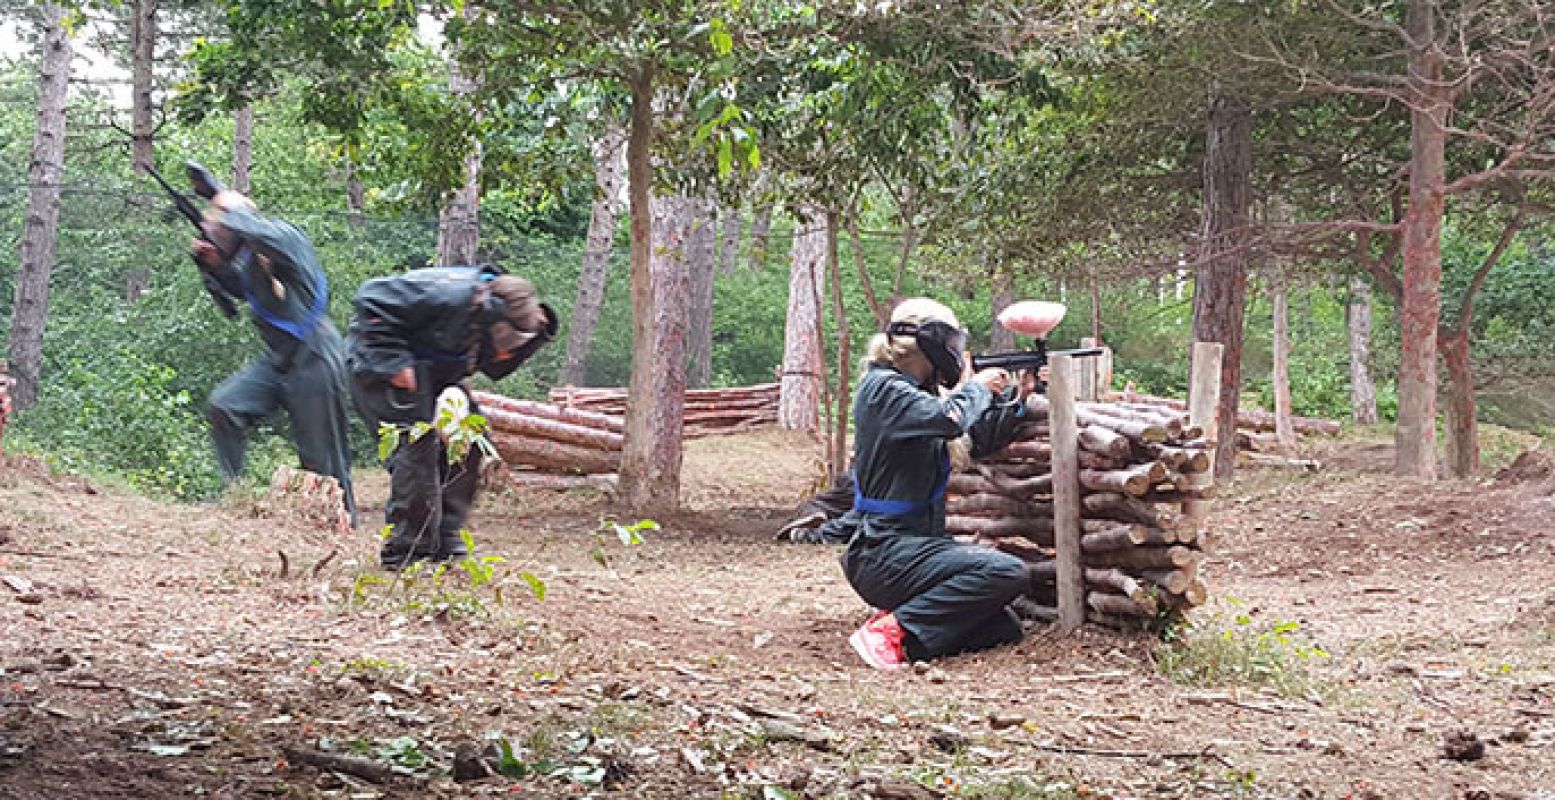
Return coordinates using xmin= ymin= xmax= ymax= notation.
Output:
xmin=1079 ymin=462 xmax=1168 ymax=497
xmin=945 ymin=514 xmax=1054 ymax=541
xmin=1080 ymin=402 xmax=1184 ymax=439
xmin=471 ymin=391 xmax=625 ymax=434
xmin=1178 ymin=578 xmax=1208 ymax=606
xmin=948 ymin=471 xmax=1053 ymax=498
xmin=1049 ymin=354 xmax=1084 ymax=632
xmin=1139 ymin=563 xmax=1199 ymax=593
xmin=481 ymin=407 xmax=624 ymax=452
xmin=1087 ymin=545 xmax=1202 ymax=572
xmin=999 ymin=439 xmax=1052 ymax=462
xmin=489 ymin=432 xmax=620 ymax=475
xmin=972 ymin=460 xmax=1050 ymax=479
xmin=1087 ymin=591 xmax=1158 ymax=617
xmin=1137 ymin=486 xmax=1216 ymax=504
xmin=1078 ymin=424 xmax=1132 ymax=459
xmin=947 ymin=493 xmax=1053 ymax=517
xmin=1027 ymin=396 xmax=1168 ymax=445
xmin=1079 ymin=524 xmax=1173 ymax=553
xmin=1082 ymin=492 xmax=1187 ymax=531
xmin=1084 ymin=567 xmax=1154 ymax=605
xmin=507 ymin=472 xmax=618 ymax=491
xmin=976 ymin=535 xmax=1049 ymax=562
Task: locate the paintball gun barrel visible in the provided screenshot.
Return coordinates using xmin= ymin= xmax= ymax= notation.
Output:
xmin=971 ymin=341 xmax=1105 ymax=394
xmin=147 ymin=160 xmax=239 ymax=319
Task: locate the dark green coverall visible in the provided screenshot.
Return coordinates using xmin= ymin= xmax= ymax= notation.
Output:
xmin=346 ymin=266 xmax=551 ymax=568
xmin=205 ymin=207 xmax=356 ymax=522
xmin=840 ymin=364 xmax=1032 ymax=661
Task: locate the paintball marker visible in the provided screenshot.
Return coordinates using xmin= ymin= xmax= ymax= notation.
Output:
xmin=147 ymin=160 xmax=240 ymax=319
xmin=971 ymin=301 xmax=1104 ymax=394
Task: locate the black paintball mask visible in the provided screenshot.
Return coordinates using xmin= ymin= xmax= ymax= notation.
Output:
xmin=886 ymin=318 xmax=967 ymax=390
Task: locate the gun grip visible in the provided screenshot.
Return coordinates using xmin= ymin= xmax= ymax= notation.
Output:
xmin=186 ymin=160 xmax=225 ymax=200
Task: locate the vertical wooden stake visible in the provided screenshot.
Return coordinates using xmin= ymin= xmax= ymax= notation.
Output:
xmin=1185 ymin=342 xmax=1225 ymax=532
xmin=1048 ymin=354 xmax=1084 ymax=632
xmin=1077 ymin=337 xmax=1099 ymax=401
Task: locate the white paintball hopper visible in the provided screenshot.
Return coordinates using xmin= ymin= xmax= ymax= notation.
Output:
xmin=997 ymin=300 xmax=1068 ymax=339
xmin=436 ymin=386 xmax=471 ymax=437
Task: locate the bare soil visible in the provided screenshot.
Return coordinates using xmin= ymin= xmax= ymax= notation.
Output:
xmin=2 ymin=428 xmax=1553 ymax=799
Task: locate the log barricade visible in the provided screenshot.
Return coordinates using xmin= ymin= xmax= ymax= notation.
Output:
xmin=549 ymin=383 xmax=780 ymax=437
xmin=1107 ymin=390 xmax=1342 ymax=438
xmin=470 ymin=390 xmax=624 ymax=488
xmin=944 ymin=393 xmax=1214 ymax=630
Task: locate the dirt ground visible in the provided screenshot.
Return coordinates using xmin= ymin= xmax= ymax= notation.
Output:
xmin=2 ymin=428 xmax=1553 ymax=799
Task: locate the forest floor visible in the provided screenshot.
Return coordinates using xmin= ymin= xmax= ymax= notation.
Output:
xmin=2 ymin=426 xmax=1554 ymax=799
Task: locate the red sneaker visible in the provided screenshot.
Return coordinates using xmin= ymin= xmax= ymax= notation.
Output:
xmin=849 ymin=612 xmax=907 ymax=670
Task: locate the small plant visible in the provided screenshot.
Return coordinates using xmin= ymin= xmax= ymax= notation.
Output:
xmin=588 ymin=517 xmax=657 ymax=574
xmin=1156 ymin=599 xmax=1331 ymax=698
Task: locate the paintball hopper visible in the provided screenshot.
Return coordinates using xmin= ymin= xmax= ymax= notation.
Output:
xmin=997 ymin=300 xmax=1068 ymax=339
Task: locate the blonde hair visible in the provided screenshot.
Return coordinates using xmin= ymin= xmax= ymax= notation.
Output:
xmin=864 ymin=298 xmax=972 ymax=468
xmin=862 ymin=297 xmax=961 ymax=374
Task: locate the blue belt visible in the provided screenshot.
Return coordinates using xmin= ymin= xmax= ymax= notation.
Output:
xmin=853 ymin=452 xmax=951 ymax=516
xmin=241 ymin=248 xmax=329 ymax=342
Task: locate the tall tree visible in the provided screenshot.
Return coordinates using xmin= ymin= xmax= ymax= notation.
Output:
xmin=560 ymin=125 xmax=626 ymax=387
xmin=6 ymin=4 xmax=75 ymax=411
xmin=130 ymin=0 xmax=158 ymax=174
xmin=715 ymin=203 xmax=742 ymax=275
xmin=1191 ymin=91 xmax=1252 ymax=481
xmin=685 ymin=197 xmax=718 ymax=388
xmin=436 ymin=6 xmax=481 ymax=266
xmin=1346 ymin=276 xmax=1379 ymax=424
xmin=231 ymin=102 xmax=253 ymax=192
xmin=778 ymin=206 xmax=826 ymax=431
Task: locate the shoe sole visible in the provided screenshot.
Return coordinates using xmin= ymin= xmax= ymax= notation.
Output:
xmin=848 ymin=628 xmax=905 ymax=671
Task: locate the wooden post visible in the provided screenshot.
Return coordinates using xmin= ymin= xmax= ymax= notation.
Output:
xmin=1184 ymin=342 xmax=1224 ymax=531
xmin=1049 ymin=354 xmax=1085 ymax=632
xmin=1077 ymin=337 xmax=1098 ymax=401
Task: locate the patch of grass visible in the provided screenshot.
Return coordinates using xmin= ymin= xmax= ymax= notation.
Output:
xmin=959 ymin=777 xmax=1081 ymax=799
xmin=1155 ymin=602 xmax=1332 ymax=699
xmin=1477 ymin=423 xmax=1546 ymax=473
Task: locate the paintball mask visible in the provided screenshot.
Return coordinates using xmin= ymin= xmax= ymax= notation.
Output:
xmin=886 ymin=318 xmax=967 ymax=390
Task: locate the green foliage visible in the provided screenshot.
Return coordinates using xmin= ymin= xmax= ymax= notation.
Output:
xmin=1156 ymin=601 xmax=1331 ymax=699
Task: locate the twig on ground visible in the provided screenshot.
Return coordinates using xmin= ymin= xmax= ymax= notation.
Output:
xmin=311 ymin=549 xmax=338 ymax=578
xmin=280 ymin=746 xmax=396 ymax=784
xmin=1023 ymin=739 xmax=1233 ymax=768
xmin=277 ymin=550 xmax=290 ymax=580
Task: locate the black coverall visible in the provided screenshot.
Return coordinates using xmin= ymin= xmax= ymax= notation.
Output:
xmin=346 ymin=266 xmax=549 ymax=567
xmin=841 ymin=364 xmax=1031 ymax=661
xmin=204 ymin=207 xmax=356 ymax=523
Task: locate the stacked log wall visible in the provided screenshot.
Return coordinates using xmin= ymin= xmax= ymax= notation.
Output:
xmin=471 ymin=390 xmax=623 ymax=489
xmin=944 ymin=394 xmax=1212 ymax=629
xmin=550 ymin=383 xmax=780 ymax=437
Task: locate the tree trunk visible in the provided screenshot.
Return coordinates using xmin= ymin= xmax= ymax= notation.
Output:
xmin=824 ymin=208 xmax=850 ymax=477
xmin=1191 ymin=91 xmax=1253 ymax=483
xmin=344 ymin=156 xmax=365 ymax=228
xmin=1270 ymin=274 xmax=1295 ymax=448
xmin=6 ymin=4 xmax=73 ymax=411
xmin=716 ymin=203 xmax=742 ymax=275
xmin=560 ymin=125 xmax=625 ymax=386
xmin=779 ymin=205 xmax=827 ymax=431
xmin=1439 ymin=329 xmax=1477 ymax=478
xmin=618 ymin=64 xmax=683 ymax=513
xmin=1436 ymin=210 xmax=1520 ymax=478
xmin=891 ymin=183 xmax=918 ymax=302
xmin=1088 ymin=267 xmax=1103 ymax=342
xmin=847 ymin=210 xmax=888 ymax=327
xmin=1395 ymin=0 xmax=1447 ymax=480
xmin=130 ymin=0 xmax=156 ymax=175
xmin=746 ymin=201 xmax=773 ymax=271
xmin=123 ymin=0 xmax=158 ymax=302
xmin=991 ymin=271 xmax=1015 ymax=351
xmin=232 ymin=103 xmax=254 ymax=194
xmin=685 ymin=196 xmax=717 ymax=389
xmin=436 ymin=17 xmax=481 ymax=267
xmin=1346 ymin=276 xmax=1378 ymax=424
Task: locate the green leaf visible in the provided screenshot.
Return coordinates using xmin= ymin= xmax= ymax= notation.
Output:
xmin=520 ymin=571 xmax=547 ymax=601
xmin=717 ymin=136 xmax=733 ymax=177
